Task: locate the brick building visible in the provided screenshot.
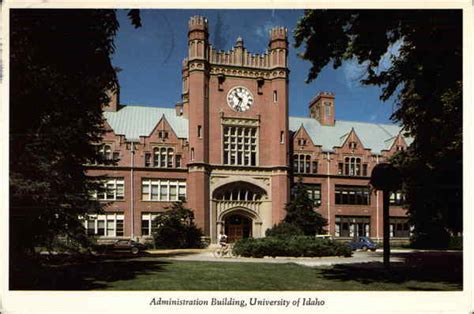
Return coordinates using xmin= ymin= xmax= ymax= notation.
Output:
xmin=85 ymin=16 xmax=412 ymax=243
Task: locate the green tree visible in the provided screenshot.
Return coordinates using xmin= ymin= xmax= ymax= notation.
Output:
xmin=10 ymin=9 xmax=121 ymax=254
xmin=283 ymin=178 xmax=327 ymax=235
xmin=152 ymin=202 xmax=204 ymax=249
xmin=294 ymin=10 xmax=462 ymax=246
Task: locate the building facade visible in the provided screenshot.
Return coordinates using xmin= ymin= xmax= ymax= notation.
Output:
xmin=85 ymin=16 xmax=411 ymax=243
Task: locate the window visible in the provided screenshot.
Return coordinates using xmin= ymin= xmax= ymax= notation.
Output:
xmin=99 ymin=144 xmax=112 ymax=160
xmin=92 ymin=178 xmax=124 ymax=201
xmin=223 ymin=126 xmax=258 ymax=166
xmin=158 ymin=131 xmax=168 ymax=140
xmin=197 ymin=125 xmax=202 ymax=138
xmin=324 ymin=102 xmax=331 ymax=117
xmin=84 ymin=214 xmax=124 ymax=237
xmin=390 ymin=191 xmax=406 ymax=205
xmin=191 ymin=148 xmax=195 ymax=160
xmin=293 ymin=154 xmax=316 ymax=174
xmin=141 ymin=213 xmax=160 ymax=236
xmin=340 ymin=157 xmax=367 ymax=177
xmin=297 ymin=138 xmax=307 ymax=146
xmin=142 ymin=179 xmax=186 ymax=202
xmin=304 ymin=184 xmax=321 ymax=205
xmin=390 ymin=217 xmax=410 ymax=237
xmin=148 ymin=147 xmax=176 ymax=168
xmin=175 ymin=155 xmax=182 ymax=168
xmin=335 ymin=185 xmax=370 ymax=205
xmin=145 ymin=153 xmax=151 ymax=167
xmin=273 ymin=90 xmax=278 ymax=103
xmin=280 ymin=131 xmax=285 ymax=144
xmin=335 ymin=216 xmax=370 ymax=237
xmin=349 ymin=141 xmax=357 ymax=150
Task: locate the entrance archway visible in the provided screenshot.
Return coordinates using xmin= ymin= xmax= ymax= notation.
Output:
xmin=224 ymin=214 xmax=252 ymax=243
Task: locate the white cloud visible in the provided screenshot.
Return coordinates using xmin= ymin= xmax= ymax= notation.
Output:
xmin=342 ymin=39 xmax=403 ymax=89
xmin=254 ymin=21 xmax=278 ymax=39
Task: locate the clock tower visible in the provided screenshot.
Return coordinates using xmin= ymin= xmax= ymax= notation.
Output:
xmin=182 ymin=16 xmax=290 ymax=243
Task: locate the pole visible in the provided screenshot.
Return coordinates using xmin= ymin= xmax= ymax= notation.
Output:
xmin=383 ymin=189 xmax=390 ymax=268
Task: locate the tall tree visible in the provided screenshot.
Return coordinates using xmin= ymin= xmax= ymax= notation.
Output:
xmin=294 ymin=10 xmax=462 ymax=246
xmin=10 ymin=9 xmax=120 ymax=253
xmin=284 ymin=178 xmax=327 ymax=235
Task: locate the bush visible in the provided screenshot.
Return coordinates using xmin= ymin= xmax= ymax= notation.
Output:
xmin=265 ymin=222 xmax=303 ymax=238
xmin=232 ymin=236 xmax=352 ymax=258
xmin=152 ymin=202 xmax=204 ymax=249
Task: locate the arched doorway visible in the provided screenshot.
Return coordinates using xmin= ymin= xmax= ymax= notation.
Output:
xmin=224 ymin=213 xmax=252 ymax=243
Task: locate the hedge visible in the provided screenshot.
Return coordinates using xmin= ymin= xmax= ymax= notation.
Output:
xmin=232 ymin=236 xmax=352 ymax=258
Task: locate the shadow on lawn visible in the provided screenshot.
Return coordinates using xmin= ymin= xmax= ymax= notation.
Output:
xmin=10 ymin=254 xmax=173 ymax=290
xmin=319 ymin=251 xmax=462 ymax=290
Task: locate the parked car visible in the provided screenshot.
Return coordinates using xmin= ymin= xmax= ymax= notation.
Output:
xmin=95 ymin=239 xmax=147 ymax=255
xmin=348 ymin=236 xmax=377 ymax=251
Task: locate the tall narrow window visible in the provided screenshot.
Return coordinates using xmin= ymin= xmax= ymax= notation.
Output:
xmin=175 ymin=155 xmax=181 ymax=168
xmin=223 ymin=126 xmax=258 ymax=166
xmin=280 ymin=131 xmax=284 ymax=144
xmin=191 ymin=148 xmax=195 ymax=160
xmin=197 ymin=125 xmax=202 ymax=138
xmin=273 ymin=90 xmax=278 ymax=103
xmin=312 ymin=161 xmax=318 ymax=174
xmin=324 ymin=102 xmax=331 ymax=117
xmin=145 ymin=153 xmax=151 ymax=167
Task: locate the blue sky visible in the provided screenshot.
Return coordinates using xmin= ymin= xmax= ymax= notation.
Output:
xmin=112 ymin=9 xmax=398 ymax=124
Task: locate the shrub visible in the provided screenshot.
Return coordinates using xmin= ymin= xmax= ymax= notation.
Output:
xmin=232 ymin=236 xmax=352 ymax=258
xmin=152 ymin=202 xmax=204 ymax=249
xmin=265 ymin=222 xmax=303 ymax=238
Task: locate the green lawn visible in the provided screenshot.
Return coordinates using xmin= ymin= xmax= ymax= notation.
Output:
xmin=11 ymin=253 xmax=462 ymax=291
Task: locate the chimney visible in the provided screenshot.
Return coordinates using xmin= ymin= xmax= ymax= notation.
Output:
xmin=104 ymin=83 xmax=120 ymax=112
xmin=309 ymin=92 xmax=335 ymax=126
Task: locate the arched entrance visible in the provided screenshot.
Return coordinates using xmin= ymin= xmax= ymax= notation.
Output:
xmin=212 ymin=181 xmax=267 ymax=243
xmin=224 ymin=213 xmax=252 ymax=243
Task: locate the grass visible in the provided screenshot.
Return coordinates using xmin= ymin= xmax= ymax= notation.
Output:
xmin=10 ymin=252 xmax=462 ymax=291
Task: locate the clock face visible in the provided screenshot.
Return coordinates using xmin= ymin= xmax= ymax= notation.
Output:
xmin=227 ymin=86 xmax=254 ymax=112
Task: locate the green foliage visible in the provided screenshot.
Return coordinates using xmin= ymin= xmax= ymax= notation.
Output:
xmin=284 ymin=178 xmax=327 ymax=236
xmin=10 ymin=9 xmax=121 ymax=253
xmin=265 ymin=222 xmax=304 ymax=238
xmin=294 ymin=10 xmax=462 ymax=242
xmin=152 ymin=202 xmax=204 ymax=249
xmin=232 ymin=236 xmax=352 ymax=258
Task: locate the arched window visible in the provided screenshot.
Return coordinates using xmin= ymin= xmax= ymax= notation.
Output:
xmin=342 ymin=157 xmax=366 ymax=176
xmin=98 ymin=144 xmax=112 ymax=162
xmin=293 ymin=154 xmax=314 ymax=174
xmin=151 ymin=147 xmax=175 ymax=168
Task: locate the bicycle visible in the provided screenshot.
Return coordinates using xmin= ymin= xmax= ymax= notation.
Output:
xmin=213 ymin=244 xmax=234 ymax=258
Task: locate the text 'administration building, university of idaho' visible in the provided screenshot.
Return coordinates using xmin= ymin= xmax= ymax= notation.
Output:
xmin=86 ymin=16 xmax=412 ymax=244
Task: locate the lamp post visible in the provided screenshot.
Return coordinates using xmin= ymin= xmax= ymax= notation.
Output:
xmin=370 ymin=163 xmax=402 ymax=268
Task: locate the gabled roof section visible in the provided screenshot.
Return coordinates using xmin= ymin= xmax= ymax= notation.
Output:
xmin=289 ymin=116 xmax=412 ymax=154
xmin=103 ymin=106 xmax=188 ymax=141
xmin=294 ymin=124 xmax=316 ymax=147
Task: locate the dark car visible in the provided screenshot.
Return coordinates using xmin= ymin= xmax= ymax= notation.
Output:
xmin=348 ymin=236 xmax=377 ymax=251
xmin=96 ymin=239 xmax=147 ymax=255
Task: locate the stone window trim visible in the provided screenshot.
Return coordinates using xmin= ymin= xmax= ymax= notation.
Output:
xmin=141 ymin=179 xmax=186 ymax=202
xmin=293 ymin=154 xmax=317 ymax=174
xmin=84 ymin=213 xmax=124 ymax=237
xmin=221 ymin=123 xmax=259 ymax=167
xmin=91 ymin=178 xmax=125 ymax=201
xmin=337 ymin=156 xmax=368 ymax=177
xmin=144 ymin=146 xmax=182 ymax=168
xmin=141 ymin=212 xmax=161 ymax=236
xmin=335 ymin=215 xmax=370 ymax=238
xmin=335 ymin=185 xmax=371 ymax=205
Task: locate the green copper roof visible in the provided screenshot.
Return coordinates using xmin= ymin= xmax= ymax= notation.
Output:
xmin=103 ymin=106 xmax=412 ymax=154
xmin=289 ymin=116 xmax=413 ymax=154
xmin=103 ymin=106 xmax=188 ymax=140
